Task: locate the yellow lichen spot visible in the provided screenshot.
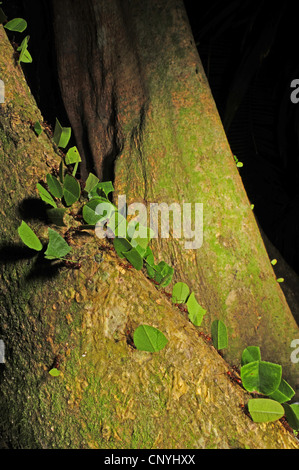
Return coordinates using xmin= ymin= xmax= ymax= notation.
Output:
xmin=65 ymin=312 xmax=73 ymax=324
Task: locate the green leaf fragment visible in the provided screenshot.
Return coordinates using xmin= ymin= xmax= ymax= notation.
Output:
xmin=131 ymin=227 xmax=152 ymax=254
xmin=49 ymin=368 xmax=61 ymax=377
xmin=159 ymin=266 xmax=174 ymax=287
xmin=44 ymin=229 xmax=71 ymax=260
xmin=97 ymin=181 xmax=114 ymax=198
xmin=83 ymin=198 xmax=114 ymax=225
xmin=146 ymin=261 xmax=174 ymax=287
xmin=240 ymin=360 xmax=282 ymax=395
xmin=19 ymin=47 xmax=32 ymax=64
xmin=248 ymin=398 xmax=284 ymax=423
xmin=37 ymin=183 xmax=57 ymax=208
xmin=89 ymin=181 xmax=114 ymax=199
xmin=85 ymin=173 xmax=99 ymax=194
xmin=4 ymin=18 xmax=27 ymax=32
xmin=186 ymin=292 xmax=206 ymax=326
xmin=133 ymin=325 xmax=168 ymax=352
xmin=46 ymin=174 xmax=63 ymax=199
xmin=268 ymin=379 xmax=295 ymax=403
xmin=17 ymin=36 xmax=32 ymax=64
xmin=283 ymin=403 xmax=299 ymax=431
xmin=53 ymin=118 xmax=71 ymax=148
xmin=0 ymin=8 xmax=7 ymax=24
xmin=65 ymin=146 xmax=81 ymax=165
xmin=18 ymin=221 xmax=43 ymax=251
xmin=211 ymin=319 xmax=228 ymax=350
xmin=241 ymin=346 xmax=261 ymax=366
xmin=33 ymin=121 xmax=42 ymax=136
xmin=122 ymin=248 xmax=143 ymax=271
xmin=113 ymin=237 xmax=132 ymax=259
xmin=144 ymin=246 xmax=155 ymax=266
xmin=171 ymin=282 xmax=190 ymax=304
xmin=63 ymin=174 xmax=81 ymax=206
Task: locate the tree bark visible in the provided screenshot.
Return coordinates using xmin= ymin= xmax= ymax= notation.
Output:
xmin=0 ymin=26 xmax=298 ymax=449
xmin=52 ymin=0 xmax=299 ymax=396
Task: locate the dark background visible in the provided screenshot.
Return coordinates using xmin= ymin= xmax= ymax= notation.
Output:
xmin=2 ymin=0 xmax=299 ymax=276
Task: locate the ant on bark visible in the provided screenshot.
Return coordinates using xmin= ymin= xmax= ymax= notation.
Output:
xmin=49 ymin=354 xmax=61 ymax=371
xmin=226 ymin=370 xmax=242 ymax=387
xmin=63 ymin=259 xmax=82 ymax=270
xmin=124 ymin=328 xmax=136 ymax=349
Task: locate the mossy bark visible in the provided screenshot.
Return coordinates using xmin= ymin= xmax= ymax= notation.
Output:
xmin=52 ymin=0 xmax=299 ymax=397
xmin=0 ymin=18 xmax=298 ymax=449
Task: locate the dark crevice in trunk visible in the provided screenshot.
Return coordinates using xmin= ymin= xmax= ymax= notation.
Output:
xmin=101 ymin=88 xmax=124 ymax=184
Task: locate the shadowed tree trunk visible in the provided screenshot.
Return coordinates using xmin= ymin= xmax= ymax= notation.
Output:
xmin=0 ymin=1 xmax=298 ymax=450
xmin=52 ymin=0 xmax=299 ymax=393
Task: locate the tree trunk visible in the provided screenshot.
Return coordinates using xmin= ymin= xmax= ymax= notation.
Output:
xmin=52 ymin=0 xmax=299 ymax=396
xmin=0 ymin=26 xmax=298 ymax=449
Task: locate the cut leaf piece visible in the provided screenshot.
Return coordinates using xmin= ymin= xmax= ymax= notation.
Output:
xmin=0 ymin=7 xmax=7 ymax=24
xmin=18 ymin=221 xmax=43 ymax=251
xmin=4 ymin=18 xmax=27 ymax=32
xmin=147 ymin=261 xmax=174 ymax=287
xmin=241 ymin=346 xmax=261 ymax=366
xmin=144 ymin=246 xmax=155 ymax=266
xmin=113 ymin=237 xmax=132 ymax=259
xmin=49 ymin=368 xmax=61 ymax=377
xmin=83 ymin=198 xmax=114 ymax=225
xmin=44 ymin=229 xmax=71 ymax=260
xmin=88 ymin=181 xmax=114 ymax=199
xmin=53 ymin=118 xmax=71 ymax=148
xmin=240 ymin=360 xmax=282 ymax=395
xmin=63 ymin=174 xmax=81 ymax=206
xmin=19 ymin=47 xmax=32 ymax=64
xmin=33 ymin=121 xmax=42 ymax=136
xmin=123 ymin=248 xmax=143 ymax=271
xmin=268 ymin=379 xmax=295 ymax=403
xmin=131 ymin=231 xmax=151 ymax=254
xmin=17 ymin=36 xmax=32 ymax=64
xmin=133 ymin=325 xmax=168 ymax=352
xmin=37 ymin=183 xmax=57 ymax=208
xmin=171 ymin=282 xmax=190 ymax=304
xmin=283 ymin=403 xmax=299 ymax=431
xmin=65 ymin=146 xmax=81 ymax=165
xmin=46 ymin=174 xmax=63 ymax=199
xmin=97 ymin=181 xmax=114 ymax=198
xmin=248 ymin=398 xmax=284 ymax=423
xmin=186 ymin=292 xmax=206 ymax=327
xmin=159 ymin=266 xmax=174 ymax=287
xmin=211 ymin=320 xmax=228 ymax=350
xmin=85 ymin=173 xmax=99 ymax=194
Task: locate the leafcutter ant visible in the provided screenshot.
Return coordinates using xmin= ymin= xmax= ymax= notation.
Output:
xmin=226 ymin=370 xmax=243 ymax=386
xmin=50 ymin=354 xmax=61 ymax=371
xmin=63 ymin=259 xmax=82 ymax=270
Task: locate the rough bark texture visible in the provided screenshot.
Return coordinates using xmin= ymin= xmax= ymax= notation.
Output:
xmin=0 ymin=27 xmax=298 ymax=449
xmin=52 ymin=0 xmax=299 ymax=396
